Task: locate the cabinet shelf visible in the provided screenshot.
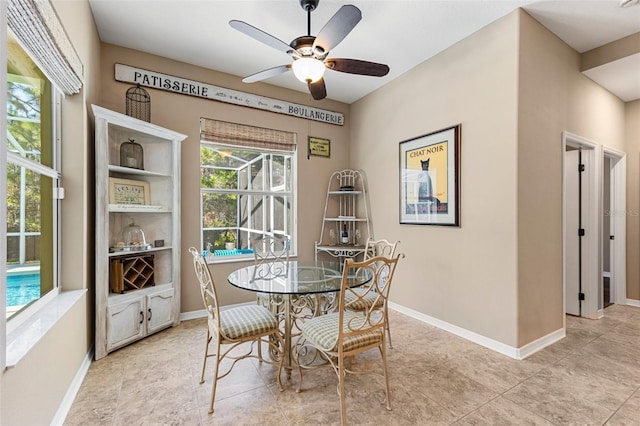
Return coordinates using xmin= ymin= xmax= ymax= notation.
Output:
xmin=108 ymin=246 xmax=172 ymax=257
xmin=108 ymin=204 xmax=169 ymax=213
xmin=328 ymin=190 xmax=363 ymax=195
xmin=324 ymin=217 xmax=367 ymax=222
xmin=108 ymin=165 xmax=170 ymax=177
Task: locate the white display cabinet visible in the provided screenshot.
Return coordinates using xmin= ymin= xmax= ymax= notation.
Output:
xmin=92 ymin=105 xmax=186 ymax=359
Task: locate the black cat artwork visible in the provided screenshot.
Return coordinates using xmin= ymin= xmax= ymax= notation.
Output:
xmin=418 ymin=159 xmax=440 ymax=206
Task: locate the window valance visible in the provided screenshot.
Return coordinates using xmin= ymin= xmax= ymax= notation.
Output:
xmin=8 ymin=0 xmax=83 ymax=94
xmin=200 ymin=118 xmax=296 ymax=151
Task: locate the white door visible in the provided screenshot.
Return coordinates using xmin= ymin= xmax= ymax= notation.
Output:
xmin=564 ymin=149 xmax=589 ymax=316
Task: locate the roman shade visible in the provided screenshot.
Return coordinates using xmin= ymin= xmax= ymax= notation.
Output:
xmin=200 ymin=118 xmax=296 ymax=151
xmin=8 ymin=0 xmax=83 ymax=94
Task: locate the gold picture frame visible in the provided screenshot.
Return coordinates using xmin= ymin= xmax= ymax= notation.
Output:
xmin=308 ymin=136 xmax=330 ymax=158
xmin=109 ymin=177 xmax=150 ymax=205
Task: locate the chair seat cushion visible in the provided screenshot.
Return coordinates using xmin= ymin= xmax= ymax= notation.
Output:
xmin=218 ymin=305 xmax=278 ymax=339
xmin=301 ymin=311 xmax=383 ymax=352
xmin=344 ymin=287 xmax=383 ymax=311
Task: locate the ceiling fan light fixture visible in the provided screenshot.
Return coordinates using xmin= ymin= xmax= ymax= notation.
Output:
xmin=292 ymin=57 xmax=325 ymax=83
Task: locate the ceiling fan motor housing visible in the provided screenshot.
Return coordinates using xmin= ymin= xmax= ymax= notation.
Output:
xmin=300 ymin=0 xmax=319 ymax=11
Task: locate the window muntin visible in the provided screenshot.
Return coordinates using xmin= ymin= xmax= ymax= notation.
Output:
xmin=200 ymin=142 xmax=294 ymax=259
xmin=6 ymin=30 xmax=58 ymax=320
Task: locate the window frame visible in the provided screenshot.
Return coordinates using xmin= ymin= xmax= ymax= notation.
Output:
xmin=4 ymin=29 xmax=62 ymax=333
xmin=200 ymin=141 xmax=297 ymax=263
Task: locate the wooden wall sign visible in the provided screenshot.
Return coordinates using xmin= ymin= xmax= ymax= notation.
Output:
xmin=115 ymin=64 xmax=345 ymax=126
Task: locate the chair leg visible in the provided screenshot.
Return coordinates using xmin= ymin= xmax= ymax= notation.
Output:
xmin=380 ymin=343 xmax=391 ymax=411
xmin=385 ymin=304 xmax=393 ymax=349
xmin=209 ymin=339 xmax=222 ymax=414
xmin=338 ymin=353 xmax=347 ymax=426
xmin=200 ymin=329 xmax=212 ymax=384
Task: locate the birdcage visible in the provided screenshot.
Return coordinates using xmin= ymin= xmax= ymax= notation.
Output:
xmin=125 ymin=84 xmax=150 ymax=122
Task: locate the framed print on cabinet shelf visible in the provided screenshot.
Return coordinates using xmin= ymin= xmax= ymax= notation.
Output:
xmin=109 ymin=177 xmax=150 ymax=205
xmin=399 ymin=124 xmax=460 ymax=226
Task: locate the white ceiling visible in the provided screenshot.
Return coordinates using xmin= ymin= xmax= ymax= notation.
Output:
xmin=88 ymin=0 xmax=640 ymax=104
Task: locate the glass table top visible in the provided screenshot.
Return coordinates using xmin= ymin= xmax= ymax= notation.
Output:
xmin=227 ymin=260 xmax=372 ymax=295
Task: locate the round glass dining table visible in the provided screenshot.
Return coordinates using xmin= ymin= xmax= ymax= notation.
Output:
xmin=227 ymin=260 xmax=373 ymax=374
xmin=227 ymin=260 xmax=371 ymax=294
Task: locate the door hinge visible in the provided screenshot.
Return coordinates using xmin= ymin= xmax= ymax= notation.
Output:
xmin=54 ymin=187 xmax=65 ymax=200
xmin=610 ymin=235 xmax=615 ymax=240
xmin=579 ymin=292 xmax=585 ymax=301
xmin=578 ymin=228 xmax=585 ymax=236
xmin=578 ymin=164 xmax=585 ymax=172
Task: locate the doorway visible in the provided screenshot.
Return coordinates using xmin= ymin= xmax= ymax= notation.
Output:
xmin=603 ymin=147 xmax=626 ymax=308
xmin=563 ymin=132 xmax=626 ymax=319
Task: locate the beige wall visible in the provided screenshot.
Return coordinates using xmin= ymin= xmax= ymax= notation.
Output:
xmin=99 ymin=44 xmax=352 ymax=312
xmin=351 ymin=8 xmax=631 ymax=350
xmin=1 ymin=1 xmax=100 ymax=424
xmin=351 ymin=13 xmax=521 ymax=346
xmin=625 ymin=99 xmax=640 ymax=301
xmin=517 ymin=10 xmax=627 ymax=345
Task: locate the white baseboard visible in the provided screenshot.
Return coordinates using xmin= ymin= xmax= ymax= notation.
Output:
xmin=627 ymin=298 xmax=640 ymax=308
xmin=51 ymin=348 xmax=93 ymax=426
xmin=389 ymin=302 xmax=565 ymax=360
xmin=180 ymin=302 xmax=255 ymax=322
xmin=180 ymin=309 xmax=207 ymax=321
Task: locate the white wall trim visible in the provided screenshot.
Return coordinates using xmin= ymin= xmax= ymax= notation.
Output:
xmin=627 ymin=298 xmax=640 ymax=307
xmin=389 ymin=302 xmax=565 ymax=360
xmin=180 ymin=309 xmax=207 ymax=321
xmin=179 ymin=301 xmax=255 ymax=322
xmin=51 ymin=348 xmax=93 ymax=426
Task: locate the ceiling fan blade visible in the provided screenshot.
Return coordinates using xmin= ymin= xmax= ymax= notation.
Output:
xmin=242 ymin=64 xmax=291 ymax=83
xmin=326 ymin=58 xmax=390 ymax=77
xmin=313 ymin=5 xmax=361 ymax=54
xmin=229 ymin=20 xmax=293 ymax=55
xmin=308 ymin=78 xmax=327 ymax=100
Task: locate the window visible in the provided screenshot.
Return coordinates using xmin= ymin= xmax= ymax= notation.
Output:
xmin=200 ymin=142 xmax=295 ymax=260
xmin=5 ymin=29 xmax=60 ymax=321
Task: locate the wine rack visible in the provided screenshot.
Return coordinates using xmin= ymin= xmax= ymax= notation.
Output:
xmin=110 ymin=254 xmax=155 ymax=293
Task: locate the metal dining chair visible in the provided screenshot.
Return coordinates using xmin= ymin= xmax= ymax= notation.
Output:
xmin=188 ymin=247 xmax=284 ymax=414
xmin=295 ymin=254 xmax=404 ymax=426
xmin=345 ymin=238 xmax=400 ymax=348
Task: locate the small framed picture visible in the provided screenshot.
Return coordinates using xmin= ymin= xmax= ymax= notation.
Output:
xmin=308 ymin=136 xmax=330 ymax=158
xmin=109 ymin=177 xmax=150 ymax=205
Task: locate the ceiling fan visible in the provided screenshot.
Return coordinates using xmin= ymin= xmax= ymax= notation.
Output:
xmin=229 ymin=0 xmax=390 ymax=101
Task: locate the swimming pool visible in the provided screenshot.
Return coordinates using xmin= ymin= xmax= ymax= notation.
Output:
xmin=6 ymin=272 xmax=40 ymax=307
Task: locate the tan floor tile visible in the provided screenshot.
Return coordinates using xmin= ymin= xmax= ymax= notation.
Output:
xmin=504 ymin=363 xmax=635 ymax=424
xmin=398 ymin=365 xmax=498 ymax=417
xmin=453 ymin=396 xmax=554 ymax=425
xmin=605 ymin=389 xmax=640 ymax=426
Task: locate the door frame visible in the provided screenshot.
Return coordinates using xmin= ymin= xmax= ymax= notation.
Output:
xmin=603 ymin=146 xmax=626 ymax=307
xmin=562 ymin=132 xmax=601 ymax=319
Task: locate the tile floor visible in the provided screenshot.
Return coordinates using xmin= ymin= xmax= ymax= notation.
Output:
xmin=64 ymin=304 xmax=640 ymax=425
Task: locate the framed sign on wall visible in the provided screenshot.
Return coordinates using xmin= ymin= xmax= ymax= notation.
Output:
xmin=399 ymin=124 xmax=461 ymax=226
xmin=308 ymin=136 xmax=331 ymax=158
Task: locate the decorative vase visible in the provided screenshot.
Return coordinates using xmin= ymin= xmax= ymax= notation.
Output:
xmin=225 ymin=242 xmax=236 ymax=250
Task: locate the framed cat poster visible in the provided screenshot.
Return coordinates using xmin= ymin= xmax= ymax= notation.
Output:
xmin=399 ymin=124 xmax=461 ymax=226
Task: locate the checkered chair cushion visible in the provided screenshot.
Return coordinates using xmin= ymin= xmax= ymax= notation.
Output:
xmin=344 ymin=288 xmax=383 ymax=311
xmin=217 ymin=305 xmax=278 ymax=340
xmin=301 ymin=311 xmax=384 ymax=352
